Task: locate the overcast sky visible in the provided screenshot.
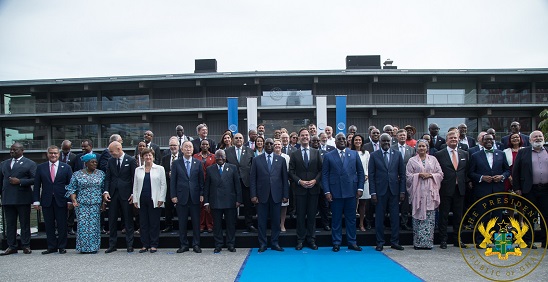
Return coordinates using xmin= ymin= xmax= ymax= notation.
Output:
xmin=1 ymin=0 xmax=547 ymax=81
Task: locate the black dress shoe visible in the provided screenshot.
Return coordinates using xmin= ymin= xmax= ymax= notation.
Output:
xmin=391 ymin=244 xmax=404 ymax=251
xmin=529 ymin=243 xmax=538 ymax=249
xmin=309 ymin=242 xmax=318 ymax=250
xmin=68 ymin=230 xmax=76 ymax=235
xmin=59 ymin=249 xmax=67 ymax=254
xmin=0 ymin=248 xmax=18 ymax=256
xmin=177 ymin=247 xmax=189 ymax=253
xmin=258 ymin=246 xmax=267 ymax=253
xmin=375 ymin=245 xmax=383 ymax=251
xmin=23 ymin=248 xmax=32 ymax=254
xmin=295 ymin=243 xmax=303 ymax=250
xmin=454 ymin=242 xmax=467 ymax=248
xmin=271 ymin=245 xmax=284 ymax=252
xmin=348 ymin=244 xmax=362 ymax=251
xmin=127 ymin=247 xmax=134 ymax=253
xmin=139 ymin=248 xmax=149 ymax=253
xmin=105 ymin=247 xmax=117 ymax=253
xmin=193 ymin=246 xmax=202 ymax=253
xmin=247 ymin=226 xmax=258 ymax=233
xmin=161 ymin=226 xmax=173 ymax=233
xmin=214 ymin=247 xmax=222 ymax=253
xmin=42 ymin=249 xmax=57 ymax=255
xmin=332 ymin=245 xmax=340 ymax=252
xmin=323 ymin=225 xmax=331 ymax=231
xmin=228 ymin=246 xmax=236 ymax=252
xmin=150 ymin=248 xmax=157 ymax=253
xmin=440 ymin=242 xmax=447 ymax=249
xmin=101 ymin=229 xmax=107 ymax=234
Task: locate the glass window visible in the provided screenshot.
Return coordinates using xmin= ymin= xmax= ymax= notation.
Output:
xmin=102 ymin=123 xmax=150 ymax=148
xmin=52 ymin=124 xmax=99 ymax=149
xmin=51 ymin=92 xmax=98 ymax=112
xmin=480 ymin=83 xmax=531 ymax=104
xmin=427 ymin=82 xmax=477 ymax=104
xmin=260 ymin=90 xmax=313 ymax=106
xmin=101 ymin=90 xmax=149 ymax=111
xmin=3 ymin=93 xmax=48 ymax=114
xmin=4 ymin=125 xmax=48 ymax=149
xmin=427 ymin=118 xmax=478 ymax=139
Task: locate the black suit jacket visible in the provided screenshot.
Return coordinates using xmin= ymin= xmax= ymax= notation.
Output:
xmin=435 ymin=148 xmax=469 ymax=197
xmin=98 ymin=148 xmax=111 ymax=172
xmin=282 ymin=145 xmax=297 ymax=155
xmin=59 ymin=152 xmax=77 ymax=172
xmin=161 ymin=152 xmax=183 ymax=192
xmin=460 ymin=136 xmax=476 ymax=149
xmin=105 ymin=154 xmax=137 ymax=200
xmin=170 ymin=157 xmax=204 ymax=205
xmin=512 ymin=147 xmax=540 ymax=194
xmin=431 ymin=135 xmax=446 ymax=151
xmin=0 ymin=156 xmax=37 ymax=205
xmin=440 ymin=143 xmax=469 ymax=151
xmin=501 ymin=133 xmax=531 ymax=150
xmin=288 ymin=147 xmax=322 ymax=195
xmin=363 ymin=142 xmax=380 ymax=154
xmin=204 ymin=163 xmax=242 ymax=209
xmin=33 ymin=162 xmax=73 ymax=207
xmin=134 ymin=142 xmax=161 ymax=164
xmin=191 ymin=138 xmax=216 ymax=154
xmin=225 ymin=146 xmax=254 ymax=188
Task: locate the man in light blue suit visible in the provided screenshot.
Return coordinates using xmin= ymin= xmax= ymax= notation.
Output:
xmin=33 ymin=145 xmax=73 ymax=254
xmin=369 ymin=133 xmax=406 ymax=251
xmin=250 ymin=138 xmax=289 ymax=252
xmin=322 ymin=133 xmax=365 ymax=252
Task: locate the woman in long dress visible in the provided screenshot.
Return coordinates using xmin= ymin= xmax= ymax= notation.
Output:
xmin=65 ymin=153 xmax=105 ymax=254
xmin=405 ymin=139 xmax=443 ymax=250
xmin=351 ymin=134 xmax=371 ymax=231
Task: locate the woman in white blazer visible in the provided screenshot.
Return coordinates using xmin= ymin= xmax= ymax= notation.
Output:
xmin=133 ymin=148 xmax=167 ymax=253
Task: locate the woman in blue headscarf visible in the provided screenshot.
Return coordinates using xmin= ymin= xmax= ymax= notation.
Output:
xmin=65 ymin=153 xmax=105 ymax=254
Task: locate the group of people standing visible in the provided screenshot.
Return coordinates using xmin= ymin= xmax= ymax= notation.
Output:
xmin=1 ymin=120 xmax=546 ymax=256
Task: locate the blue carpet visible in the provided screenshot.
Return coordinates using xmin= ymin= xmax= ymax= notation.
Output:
xmin=236 ymin=247 xmax=423 ymax=282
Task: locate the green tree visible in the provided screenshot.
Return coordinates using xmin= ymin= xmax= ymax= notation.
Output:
xmin=539 ymin=109 xmax=548 ymax=139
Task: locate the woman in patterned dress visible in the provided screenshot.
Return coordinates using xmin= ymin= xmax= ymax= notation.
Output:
xmin=405 ymin=139 xmax=443 ymax=250
xmin=65 ymin=153 xmax=105 ymax=254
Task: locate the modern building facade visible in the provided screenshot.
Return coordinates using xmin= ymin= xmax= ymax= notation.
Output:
xmin=1 ymin=59 xmax=547 ymax=162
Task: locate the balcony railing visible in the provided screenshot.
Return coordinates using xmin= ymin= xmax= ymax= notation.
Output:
xmin=2 ymin=93 xmax=547 ymax=116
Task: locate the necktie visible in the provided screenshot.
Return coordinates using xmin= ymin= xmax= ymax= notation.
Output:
xmin=219 ymin=166 xmax=223 ymax=176
xmin=179 ymin=137 xmax=183 ymax=147
xmin=452 ymin=150 xmax=458 ymax=170
xmin=171 ymin=154 xmax=176 ymax=168
xmin=383 ymin=151 xmax=389 ymax=167
xmin=283 ymin=146 xmax=287 ymax=154
xmin=340 ymin=150 xmax=344 ymax=162
xmin=251 ymin=142 xmax=255 ymax=150
xmin=117 ymin=158 xmax=121 ymax=172
xmin=10 ymin=158 xmax=16 ymax=169
xmin=303 ymin=148 xmax=309 ymax=168
xmin=50 ymin=163 xmax=56 ymax=182
xmin=62 ymin=154 xmax=67 ymax=163
xmin=485 ymin=149 xmax=494 ymax=153
xmin=186 ymin=160 xmax=191 ymax=176
xmin=237 ymin=147 xmax=241 ymax=162
xmin=267 ymin=155 xmax=272 ymax=171
xmin=374 ymin=143 xmax=379 ymax=151
xmin=400 ymin=145 xmax=405 ymax=157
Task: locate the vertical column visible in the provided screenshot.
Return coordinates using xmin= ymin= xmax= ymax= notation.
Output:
xmin=227 ymin=97 xmax=239 ymax=134
xmin=316 ymin=96 xmax=327 ymax=134
xmin=246 ymin=97 xmax=258 ymax=133
xmin=336 ymin=95 xmax=347 ymax=135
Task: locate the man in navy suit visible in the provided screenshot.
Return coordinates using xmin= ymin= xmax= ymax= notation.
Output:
xmin=191 ymin=124 xmax=216 ymax=154
xmin=250 ymin=138 xmax=289 ymax=252
xmin=73 ymin=139 xmax=95 ymax=171
xmin=369 ymin=133 xmax=406 ymax=251
xmin=0 ymin=142 xmax=36 ymax=255
xmin=60 ymin=140 xmax=77 ymax=171
xmin=501 ymin=121 xmax=530 ymax=150
xmin=33 ymin=145 xmax=73 ymax=254
xmin=458 ymin=123 xmax=476 ymax=149
xmin=429 ymin=123 xmax=446 ymax=151
xmin=513 ymin=130 xmax=547 ymax=248
xmin=171 ymin=141 xmax=204 ymax=253
xmin=160 ymin=137 xmax=182 ymax=233
xmin=204 ymin=150 xmax=242 ymax=253
xmin=103 ymin=141 xmax=138 ymax=253
xmin=322 ymin=133 xmax=365 ymax=252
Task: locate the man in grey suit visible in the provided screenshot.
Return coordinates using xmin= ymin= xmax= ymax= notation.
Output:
xmin=391 ymin=129 xmax=416 ymax=230
xmin=204 ymin=150 xmax=242 ymax=253
xmin=289 ymin=128 xmax=322 ymax=251
xmin=250 ymin=138 xmax=289 ymax=252
xmin=171 ymin=141 xmax=204 ymax=253
xmin=104 ymin=141 xmax=138 ymax=253
xmin=225 ymin=133 xmax=257 ymax=232
xmin=0 ymin=142 xmax=37 ymax=255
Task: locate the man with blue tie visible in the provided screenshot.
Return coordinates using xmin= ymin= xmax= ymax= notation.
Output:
xmin=33 ymin=145 xmax=73 ymax=254
xmin=369 ymin=133 xmax=406 ymax=251
xmin=171 ymin=141 xmax=204 ymax=253
xmin=250 ymin=138 xmax=289 ymax=252
xmin=322 ymin=133 xmax=365 ymax=252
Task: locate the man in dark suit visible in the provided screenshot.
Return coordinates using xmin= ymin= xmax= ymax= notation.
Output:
xmin=364 ymin=128 xmax=381 ymax=153
xmin=281 ymin=133 xmax=297 ymax=155
xmin=225 ymin=133 xmax=257 ymax=232
xmin=486 ymin=128 xmax=503 ymax=150
xmin=289 ymin=128 xmax=322 ymax=251
xmin=469 ymin=134 xmax=510 ymax=247
xmin=282 ymin=132 xmax=298 ymax=219
xmin=33 ymin=145 xmax=73 ymax=254
xmin=171 ymin=140 xmax=204 ymax=253
xmin=191 ymin=123 xmax=216 ymax=154
xmin=369 ymin=133 xmax=405 ymax=251
xmin=134 ymin=130 xmax=161 ymax=164
xmin=319 ymin=132 xmax=336 ymax=152
xmin=501 ymin=121 xmax=531 ymax=150
xmin=244 ymin=129 xmax=258 ymax=150
xmin=458 ymin=123 xmax=476 ymax=149
xmin=512 ymin=130 xmax=547 ymax=248
xmin=0 ymin=142 xmax=36 ymax=255
xmin=204 ymin=150 xmax=242 ymax=253
xmin=103 ymin=141 xmax=138 ymax=253
xmin=468 ymin=132 xmax=487 ymax=157
xmin=99 ymin=134 xmax=123 ymax=172
xmin=160 ymin=137 xmax=182 ymax=233
xmin=310 ymin=135 xmax=331 ymax=231
xmin=250 ymin=138 xmax=289 ymax=252
xmin=322 ymin=133 xmax=365 ymax=252
xmin=60 ymin=140 xmax=77 ymax=171
xmin=391 ymin=129 xmax=416 ymax=231
xmin=429 ymin=123 xmax=446 ymax=150
xmin=73 ymin=139 xmax=95 ymax=171
xmin=435 ymin=130 xmax=469 ymax=249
